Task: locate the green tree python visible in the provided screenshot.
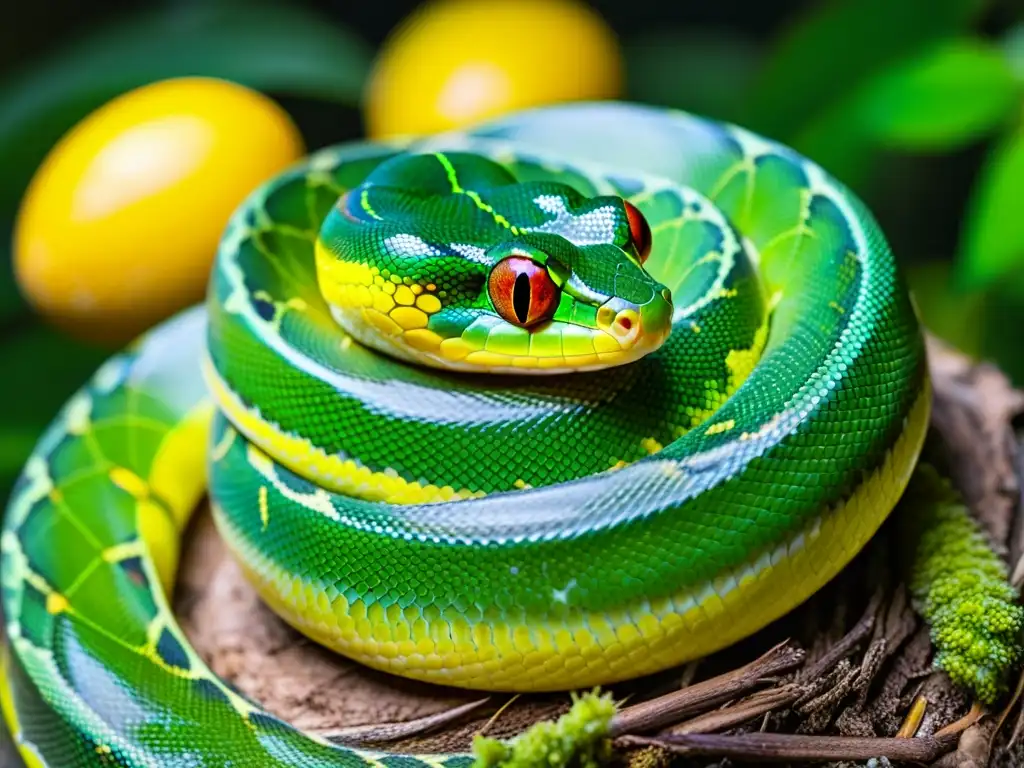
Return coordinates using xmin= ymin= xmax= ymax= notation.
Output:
xmin=0 ymin=102 xmax=934 ymax=766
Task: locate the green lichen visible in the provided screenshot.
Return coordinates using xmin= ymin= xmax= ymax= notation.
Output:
xmin=472 ymin=689 xmax=617 ymax=767
xmin=904 ymin=463 xmax=1024 ymax=703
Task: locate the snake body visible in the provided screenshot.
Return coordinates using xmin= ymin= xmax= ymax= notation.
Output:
xmin=1 ymin=103 xmax=929 ymax=766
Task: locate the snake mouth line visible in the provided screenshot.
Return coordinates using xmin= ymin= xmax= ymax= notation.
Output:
xmin=418 ymin=317 xmax=670 ymax=375
xmin=432 ymin=290 xmax=673 ymax=375
xmin=327 ymin=298 xmax=673 ymax=375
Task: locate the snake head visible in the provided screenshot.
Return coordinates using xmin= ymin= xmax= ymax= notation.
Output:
xmin=316 ymin=151 xmax=673 ymax=374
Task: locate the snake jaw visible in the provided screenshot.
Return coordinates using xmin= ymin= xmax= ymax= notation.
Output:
xmin=428 ymin=288 xmax=675 ymax=375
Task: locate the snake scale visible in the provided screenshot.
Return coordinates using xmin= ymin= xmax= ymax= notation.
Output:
xmin=0 ymin=102 xmax=929 ymax=766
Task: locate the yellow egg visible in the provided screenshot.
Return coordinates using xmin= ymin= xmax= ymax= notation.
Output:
xmin=364 ymin=0 xmax=623 ymax=139
xmin=14 ymin=77 xmax=305 ymax=344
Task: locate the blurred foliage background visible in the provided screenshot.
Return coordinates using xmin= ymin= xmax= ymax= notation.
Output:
xmin=0 ymin=0 xmax=1021 ymax=501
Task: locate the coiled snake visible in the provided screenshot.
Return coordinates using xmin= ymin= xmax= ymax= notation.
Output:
xmin=0 ymin=102 xmax=929 ymax=766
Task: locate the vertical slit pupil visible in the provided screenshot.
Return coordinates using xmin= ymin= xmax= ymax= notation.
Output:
xmin=512 ymin=272 xmax=531 ymax=324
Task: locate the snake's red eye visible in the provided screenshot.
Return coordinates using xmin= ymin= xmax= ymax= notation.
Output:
xmin=624 ymin=200 xmax=652 ymax=264
xmin=488 ymin=256 xmax=560 ymax=328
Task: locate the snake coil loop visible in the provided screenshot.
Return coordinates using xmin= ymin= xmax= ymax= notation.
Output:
xmin=1 ymin=103 xmax=928 ymax=766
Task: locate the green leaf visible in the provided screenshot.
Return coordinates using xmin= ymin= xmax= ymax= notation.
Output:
xmin=977 ymin=287 xmax=1024 ymax=386
xmin=786 ymin=36 xmax=1019 ymax=190
xmin=1003 ymin=22 xmax=1024 ymax=83
xmin=0 ymin=222 xmax=28 ymax=323
xmin=906 ymin=261 xmax=985 ymax=358
xmin=956 ymin=127 xmax=1024 ymax=289
xmin=0 ymin=428 xmax=45 ymax=476
xmin=0 ymin=2 xmax=371 ymax=217
xmin=746 ymin=0 xmax=984 ymax=139
xmin=853 ymin=40 xmax=1020 ymax=149
xmin=623 ymin=29 xmax=761 ymax=122
xmin=0 ymin=321 xmax=110 ymax=478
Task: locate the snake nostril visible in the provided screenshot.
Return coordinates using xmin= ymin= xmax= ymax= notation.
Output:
xmin=612 ymin=311 xmax=639 ymax=337
xmin=661 ymin=288 xmax=672 ymax=304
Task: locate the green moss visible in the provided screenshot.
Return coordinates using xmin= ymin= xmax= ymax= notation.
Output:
xmin=472 ymin=689 xmax=617 ymax=767
xmin=904 ymin=463 xmax=1024 ymax=703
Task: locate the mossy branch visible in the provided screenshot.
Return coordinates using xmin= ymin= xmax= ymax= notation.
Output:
xmin=903 ymin=463 xmax=1024 ymax=703
xmin=472 ymin=690 xmax=617 ymax=767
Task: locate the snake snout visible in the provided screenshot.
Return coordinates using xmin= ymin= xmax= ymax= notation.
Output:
xmin=598 ymin=290 xmax=673 ymax=355
xmin=641 ymin=287 xmax=674 ymax=346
